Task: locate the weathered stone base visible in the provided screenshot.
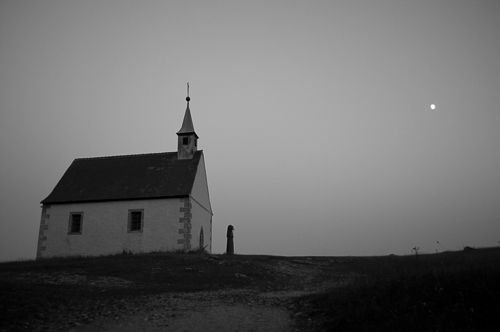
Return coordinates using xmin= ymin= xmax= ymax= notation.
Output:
xmin=177 ymin=198 xmax=192 ymax=251
xmin=36 ymin=205 xmax=50 ymax=259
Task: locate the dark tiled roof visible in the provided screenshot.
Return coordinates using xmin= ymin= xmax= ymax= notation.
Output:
xmin=41 ymin=151 xmax=202 ymax=204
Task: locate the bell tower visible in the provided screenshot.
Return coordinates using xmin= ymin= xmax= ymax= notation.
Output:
xmin=177 ymin=83 xmax=198 ymax=160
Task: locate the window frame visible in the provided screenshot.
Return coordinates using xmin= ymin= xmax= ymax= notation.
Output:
xmin=128 ymin=209 xmax=144 ymax=233
xmin=182 ymin=136 xmax=189 ymax=145
xmin=68 ymin=212 xmax=83 ymax=235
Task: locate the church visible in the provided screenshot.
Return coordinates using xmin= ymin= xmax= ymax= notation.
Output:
xmin=36 ymin=93 xmax=212 ymax=258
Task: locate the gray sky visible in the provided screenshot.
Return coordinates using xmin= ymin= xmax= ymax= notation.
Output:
xmin=1 ymin=0 xmax=499 ymax=261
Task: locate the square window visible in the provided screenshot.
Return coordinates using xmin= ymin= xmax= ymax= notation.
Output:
xmin=182 ymin=137 xmax=189 ymax=145
xmin=69 ymin=212 xmax=83 ymax=234
xmin=128 ymin=210 xmax=143 ymax=232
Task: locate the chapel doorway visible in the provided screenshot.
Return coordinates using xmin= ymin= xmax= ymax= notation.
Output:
xmin=199 ymin=227 xmax=204 ymax=250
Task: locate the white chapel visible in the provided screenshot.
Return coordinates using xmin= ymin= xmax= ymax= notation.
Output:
xmin=37 ymin=93 xmax=213 ymax=258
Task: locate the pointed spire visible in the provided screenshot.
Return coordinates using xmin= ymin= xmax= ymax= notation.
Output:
xmin=177 ymin=83 xmax=198 ymax=138
xmin=177 ymin=104 xmax=196 ymax=135
xmin=177 ymin=83 xmax=199 ymax=160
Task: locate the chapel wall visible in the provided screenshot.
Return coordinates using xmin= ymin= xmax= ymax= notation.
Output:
xmin=37 ymin=198 xmax=183 ymax=258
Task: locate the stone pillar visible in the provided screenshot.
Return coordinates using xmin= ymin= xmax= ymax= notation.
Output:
xmin=226 ymin=225 xmax=234 ymax=255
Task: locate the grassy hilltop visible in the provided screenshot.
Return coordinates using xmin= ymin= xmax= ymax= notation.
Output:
xmin=1 ymin=247 xmax=500 ymax=331
xmin=294 ymin=247 xmax=500 ymax=331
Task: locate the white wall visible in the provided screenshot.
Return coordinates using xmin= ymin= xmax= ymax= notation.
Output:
xmin=191 ymin=153 xmax=212 ymax=213
xmin=190 ymin=198 xmax=212 ymax=252
xmin=39 ymin=198 xmax=184 ymax=258
xmin=189 ymin=152 xmax=213 ymax=252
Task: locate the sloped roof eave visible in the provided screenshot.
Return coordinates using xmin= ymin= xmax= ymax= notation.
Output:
xmin=176 ymin=131 xmax=199 ymax=139
xmin=41 ymin=194 xmax=190 ymax=206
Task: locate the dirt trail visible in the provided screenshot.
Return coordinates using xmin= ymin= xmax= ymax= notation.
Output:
xmin=70 ymin=259 xmax=337 ymax=332
xmin=72 ymin=290 xmax=292 ymax=332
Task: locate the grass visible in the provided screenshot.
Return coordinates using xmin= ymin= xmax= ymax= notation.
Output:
xmin=294 ymin=247 xmax=500 ymax=331
xmin=2 ymin=248 xmax=500 ymax=331
xmin=0 ymin=252 xmax=284 ymax=330
xmin=1 ymin=252 xmax=283 ymax=291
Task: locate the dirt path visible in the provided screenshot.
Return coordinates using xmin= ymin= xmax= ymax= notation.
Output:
xmin=72 ymin=290 xmax=293 ymax=332
xmin=15 ymin=257 xmax=350 ymax=331
xmin=69 ymin=259 xmax=338 ymax=332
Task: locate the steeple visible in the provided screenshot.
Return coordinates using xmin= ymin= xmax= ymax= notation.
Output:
xmin=177 ymin=102 xmax=197 ymax=136
xmin=177 ymin=83 xmax=198 ymax=160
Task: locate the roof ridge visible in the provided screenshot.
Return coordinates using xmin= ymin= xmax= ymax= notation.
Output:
xmin=74 ymin=150 xmax=203 ymax=161
xmin=75 ymin=151 xmax=177 ymax=161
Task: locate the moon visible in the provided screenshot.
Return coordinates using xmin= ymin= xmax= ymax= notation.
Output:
xmin=430 ymin=104 xmax=437 ymax=110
